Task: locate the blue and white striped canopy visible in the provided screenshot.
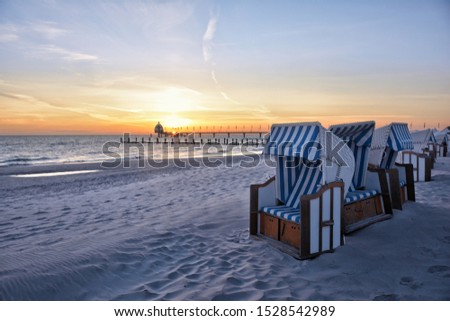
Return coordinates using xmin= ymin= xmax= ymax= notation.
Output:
xmin=411 ymin=129 xmax=436 ymax=152
xmin=369 ymin=123 xmax=413 ymax=169
xmin=275 ymin=156 xmax=323 ymax=206
xmin=329 ymin=121 xmax=375 ymax=189
xmin=386 ymin=123 xmax=413 ymax=151
xmin=264 ymin=123 xmax=321 ymax=160
xmin=434 ymin=131 xmax=448 ymax=144
xmin=265 ymin=123 xmax=322 ymax=203
xmin=329 ymin=121 xmax=375 ymax=147
xmin=430 ymin=132 xmax=437 ymax=143
xmin=380 ymin=148 xmax=398 ymax=169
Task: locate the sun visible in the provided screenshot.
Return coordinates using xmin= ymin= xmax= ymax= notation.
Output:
xmin=153 ymin=87 xmax=201 ymax=113
xmin=162 ymin=114 xmax=192 ymax=130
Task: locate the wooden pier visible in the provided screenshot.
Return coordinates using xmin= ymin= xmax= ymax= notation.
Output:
xmin=120 ymin=132 xmax=269 ymax=146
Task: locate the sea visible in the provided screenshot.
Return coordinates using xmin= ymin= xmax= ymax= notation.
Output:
xmin=0 ymin=135 xmax=263 ymax=167
xmin=0 ymin=135 xmax=127 ymax=167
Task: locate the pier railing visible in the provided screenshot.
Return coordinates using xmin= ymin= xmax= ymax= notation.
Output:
xmin=120 ymin=132 xmax=269 ymax=146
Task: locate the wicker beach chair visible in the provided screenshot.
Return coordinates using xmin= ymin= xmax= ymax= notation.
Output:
xmin=369 ymin=123 xmax=416 ymax=210
xmin=434 ymin=130 xmax=448 ymax=157
xmin=329 ymin=121 xmax=393 ymax=234
xmin=409 ymin=129 xmax=437 ymax=167
xmin=395 ymin=128 xmax=434 ymax=183
xmin=250 ymin=122 xmax=354 ymax=259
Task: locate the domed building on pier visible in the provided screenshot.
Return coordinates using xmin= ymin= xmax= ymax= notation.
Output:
xmin=154 ymin=122 xmax=164 ymax=137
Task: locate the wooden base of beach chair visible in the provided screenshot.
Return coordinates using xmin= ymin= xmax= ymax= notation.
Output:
xmin=400 ymin=151 xmax=432 ymax=182
xmin=259 ymin=213 xmax=303 ymax=256
xmin=259 ymin=214 xmax=301 ymax=248
xmin=280 ymin=220 xmax=301 ymax=248
xmin=395 ymin=163 xmax=415 ymax=202
xmin=251 ymin=180 xmax=344 ymax=260
xmin=367 ymin=166 xmax=393 ymax=214
xmin=343 ymin=195 xmax=383 ymax=225
xmin=258 ymin=216 xmax=329 ymax=260
xmin=386 ymin=168 xmax=403 ymax=210
xmin=343 ymin=195 xmax=384 ymax=234
xmin=259 ymin=213 xmax=279 ymax=241
xmin=343 ymin=203 xmax=364 ymax=226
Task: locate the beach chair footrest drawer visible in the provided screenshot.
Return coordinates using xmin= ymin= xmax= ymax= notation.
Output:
xmin=259 ymin=213 xmax=279 ymax=240
xmin=344 ymin=195 xmax=383 ymax=226
xmin=279 ymin=220 xmax=301 ymax=248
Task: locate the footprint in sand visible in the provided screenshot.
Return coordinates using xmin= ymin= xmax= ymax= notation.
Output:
xmin=400 ymin=276 xmax=422 ymax=290
xmin=373 ymin=294 xmax=399 ymax=301
xmin=427 ymin=265 xmax=450 ymax=278
xmin=226 ymin=229 xmax=250 ymax=244
xmin=33 ymin=210 xmax=48 ymax=215
xmin=114 ymin=288 xmax=159 ymax=300
xmin=218 ymin=290 xmax=264 ymax=301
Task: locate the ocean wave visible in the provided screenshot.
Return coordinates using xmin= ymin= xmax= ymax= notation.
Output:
xmin=0 ymin=156 xmax=56 ymax=167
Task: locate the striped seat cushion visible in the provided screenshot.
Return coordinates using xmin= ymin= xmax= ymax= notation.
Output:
xmin=345 ymin=189 xmax=379 ymax=204
xmin=261 ymin=205 xmax=301 ymax=223
xmin=400 ymin=180 xmax=407 ymax=187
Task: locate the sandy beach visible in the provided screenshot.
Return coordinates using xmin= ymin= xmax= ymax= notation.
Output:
xmin=0 ymin=154 xmax=449 ymax=300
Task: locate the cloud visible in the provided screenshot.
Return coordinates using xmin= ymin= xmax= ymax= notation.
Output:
xmin=64 ymin=52 xmax=98 ymax=61
xmin=1 ymin=21 xmax=68 ymax=43
xmin=0 ymin=33 xmax=18 ymax=42
xmin=0 ymin=24 xmax=19 ymax=42
xmin=202 ymin=13 xmax=218 ymax=63
xmin=39 ymin=45 xmax=98 ymax=61
xmin=31 ymin=21 xmax=68 ymax=39
xmin=211 ymin=71 xmax=218 ymax=85
xmin=81 ymin=102 xmax=142 ymax=114
xmin=202 ymin=11 xmax=244 ymax=107
xmin=0 ymin=21 xmax=68 ymax=44
xmin=0 ymin=91 xmax=61 ymax=117
xmin=203 ymin=15 xmax=217 ymax=42
xmin=200 ymin=10 xmax=274 ymax=119
xmin=1 ymin=22 xmax=96 ymax=62
xmin=220 ymin=92 xmax=240 ymax=105
xmin=0 ymin=91 xmax=22 ymax=100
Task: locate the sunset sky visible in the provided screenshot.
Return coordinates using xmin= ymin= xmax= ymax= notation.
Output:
xmin=1 ymin=0 xmax=449 ymax=134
